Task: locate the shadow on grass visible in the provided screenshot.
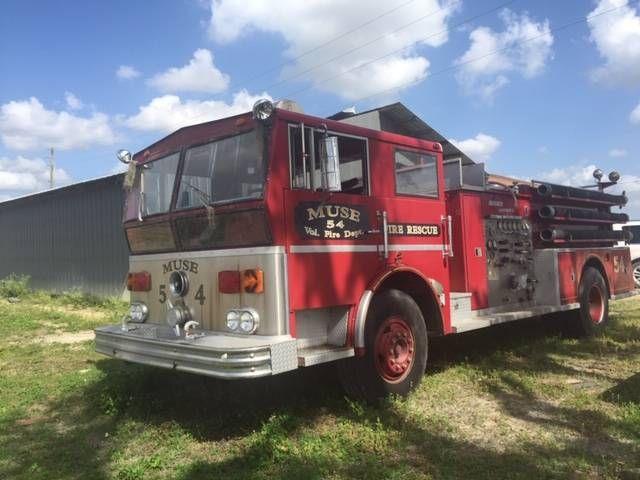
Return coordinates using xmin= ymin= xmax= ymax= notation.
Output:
xmin=0 ymin=359 xmax=564 ymax=480
xmin=2 ymin=308 xmax=639 ymax=479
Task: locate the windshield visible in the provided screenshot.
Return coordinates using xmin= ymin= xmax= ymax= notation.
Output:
xmin=142 ymin=152 xmax=180 ymax=215
xmin=176 ymin=130 xmax=264 ymax=209
xmin=123 ymin=152 xmax=180 ymax=221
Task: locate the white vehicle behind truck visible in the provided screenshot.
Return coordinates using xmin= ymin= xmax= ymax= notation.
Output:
xmin=615 ymin=220 xmax=640 ymax=287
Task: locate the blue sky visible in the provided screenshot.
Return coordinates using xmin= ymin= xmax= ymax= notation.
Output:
xmin=1 ymin=0 xmax=639 ymax=215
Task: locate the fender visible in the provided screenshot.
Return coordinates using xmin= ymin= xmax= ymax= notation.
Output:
xmin=352 ymin=266 xmax=446 ymax=351
xmin=583 ymin=254 xmax=611 ymax=297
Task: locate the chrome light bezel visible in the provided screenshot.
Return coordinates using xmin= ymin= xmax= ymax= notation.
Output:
xmin=128 ymin=302 xmax=149 ymax=323
xmin=169 ymin=270 xmax=189 ymax=297
xmin=225 ymin=308 xmax=260 ymax=334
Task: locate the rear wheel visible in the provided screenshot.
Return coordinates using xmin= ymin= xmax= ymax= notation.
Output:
xmin=566 ymin=266 xmax=609 ymax=337
xmin=632 ymin=259 xmax=640 ymax=289
xmin=337 ymin=289 xmax=428 ymax=402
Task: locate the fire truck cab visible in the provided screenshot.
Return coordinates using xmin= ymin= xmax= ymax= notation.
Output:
xmin=95 ymin=100 xmax=638 ymax=401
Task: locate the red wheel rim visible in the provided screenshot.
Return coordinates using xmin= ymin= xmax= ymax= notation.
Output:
xmin=374 ymin=316 xmax=415 ymax=383
xmin=588 ymin=284 xmax=605 ymax=324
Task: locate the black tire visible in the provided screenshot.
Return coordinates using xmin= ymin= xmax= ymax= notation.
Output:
xmin=566 ymin=266 xmax=609 ymax=337
xmin=337 ymin=289 xmax=428 ymax=402
xmin=632 ymin=259 xmax=640 ymax=289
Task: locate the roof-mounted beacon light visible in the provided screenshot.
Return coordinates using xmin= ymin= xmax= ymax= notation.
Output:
xmin=608 ymin=171 xmax=620 ymax=183
xmin=252 ymin=99 xmax=274 ymax=121
xmin=117 ymin=149 xmax=132 ymax=164
xmin=592 ymin=168 xmax=604 ymax=181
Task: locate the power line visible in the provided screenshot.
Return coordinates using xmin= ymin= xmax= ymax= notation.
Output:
xmin=261 ymin=0 xmax=466 ymax=92
xmin=242 ymin=0 xmax=421 ymax=85
xmin=276 ymin=0 xmax=517 ymax=101
xmin=322 ymin=1 xmax=625 ymax=114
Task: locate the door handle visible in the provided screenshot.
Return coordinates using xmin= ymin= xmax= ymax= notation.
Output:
xmin=380 ymin=210 xmax=389 ymax=259
xmin=367 ymin=210 xmax=388 ymax=259
xmin=441 ymin=214 xmax=453 ymax=258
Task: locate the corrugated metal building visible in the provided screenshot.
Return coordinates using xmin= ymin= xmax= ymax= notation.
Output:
xmin=0 ymin=174 xmax=129 ymax=297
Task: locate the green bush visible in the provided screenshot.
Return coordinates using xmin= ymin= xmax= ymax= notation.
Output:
xmin=0 ymin=274 xmax=31 ymax=298
xmin=54 ymin=289 xmax=123 ymax=309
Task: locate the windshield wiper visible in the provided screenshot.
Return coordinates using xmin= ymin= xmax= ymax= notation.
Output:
xmin=183 ymin=182 xmax=216 ymax=230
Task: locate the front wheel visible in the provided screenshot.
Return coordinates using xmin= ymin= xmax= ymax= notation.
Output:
xmin=337 ymin=289 xmax=428 ymax=402
xmin=565 ymin=266 xmax=609 ymax=337
xmin=632 ymin=259 xmax=640 ymax=289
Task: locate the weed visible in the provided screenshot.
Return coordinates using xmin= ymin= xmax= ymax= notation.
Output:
xmin=0 ymin=274 xmax=30 ymax=298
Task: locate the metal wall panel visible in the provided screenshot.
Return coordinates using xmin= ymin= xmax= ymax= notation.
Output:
xmin=0 ymin=174 xmax=129 ymax=297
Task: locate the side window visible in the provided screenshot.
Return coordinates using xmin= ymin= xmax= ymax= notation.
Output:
xmin=289 ymin=125 xmax=368 ymax=195
xmin=329 ymin=134 xmax=368 ymax=195
xmin=289 ymin=125 xmax=314 ymax=189
xmin=394 ymin=149 xmax=439 ymax=198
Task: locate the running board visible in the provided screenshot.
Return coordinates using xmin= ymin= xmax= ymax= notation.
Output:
xmin=298 ymin=345 xmax=355 ymax=367
xmin=451 ymin=303 xmax=580 ymax=333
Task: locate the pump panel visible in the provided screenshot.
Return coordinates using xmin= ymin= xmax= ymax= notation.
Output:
xmin=485 ymin=216 xmax=536 ymax=307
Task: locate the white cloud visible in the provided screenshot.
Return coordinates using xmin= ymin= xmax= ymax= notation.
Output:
xmin=208 ymin=0 xmax=458 ymax=100
xmin=116 ymin=65 xmax=141 ymax=80
xmin=540 ymin=163 xmax=598 ymax=187
xmin=64 ymin=92 xmax=83 ymax=111
xmin=148 ymin=49 xmax=229 ymax=94
xmin=0 ymin=155 xmax=72 ymax=198
xmin=125 ymin=90 xmax=270 ymax=133
xmin=449 ymin=133 xmax=501 ymax=162
xmin=0 ymin=97 xmax=117 ymax=151
xmin=588 ymin=0 xmax=640 ymax=87
xmin=609 ymin=148 xmax=628 ymax=157
xmin=631 ymin=101 xmax=640 ymax=123
xmin=455 ymin=9 xmax=553 ymax=100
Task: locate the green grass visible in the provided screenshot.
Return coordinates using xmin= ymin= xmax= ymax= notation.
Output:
xmin=0 ymin=291 xmax=639 ymax=479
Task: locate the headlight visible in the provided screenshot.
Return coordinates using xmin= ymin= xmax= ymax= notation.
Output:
xmin=239 ymin=310 xmax=257 ymax=333
xmin=225 ymin=308 xmax=259 ymax=333
xmin=226 ymin=310 xmax=240 ymax=331
xmin=252 ymin=99 xmax=274 ymax=121
xmin=129 ymin=302 xmax=148 ymax=323
xmin=169 ymin=271 xmax=189 ymax=297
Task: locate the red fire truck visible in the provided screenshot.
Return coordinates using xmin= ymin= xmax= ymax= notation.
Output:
xmin=95 ymin=99 xmax=638 ymax=401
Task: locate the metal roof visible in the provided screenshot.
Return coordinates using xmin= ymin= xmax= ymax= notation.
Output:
xmin=328 ymin=102 xmax=474 ymax=165
xmin=0 ymin=173 xmax=124 ymax=208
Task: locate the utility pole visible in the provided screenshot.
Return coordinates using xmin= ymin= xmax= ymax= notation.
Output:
xmin=49 ymin=147 xmax=55 ymax=189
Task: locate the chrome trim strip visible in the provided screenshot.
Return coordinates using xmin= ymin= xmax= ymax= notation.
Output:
xmin=451 ymin=303 xmax=580 ymax=333
xmin=548 ymin=246 xmax=630 ymax=254
xmin=290 ymin=244 xmax=445 ymax=254
xmin=355 ymin=289 xmax=374 ymax=349
xmin=389 ymin=244 xmax=444 ymax=252
xmin=283 ymin=252 xmax=291 ymax=335
xmin=131 ymin=246 xmax=285 ymax=261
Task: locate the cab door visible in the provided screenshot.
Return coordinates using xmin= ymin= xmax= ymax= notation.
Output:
xmin=377 ymin=145 xmax=450 ymax=295
xmin=283 ymin=123 xmax=384 ymax=315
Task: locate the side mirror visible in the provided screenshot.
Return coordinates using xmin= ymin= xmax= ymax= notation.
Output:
xmin=320 ymin=136 xmax=341 ymax=192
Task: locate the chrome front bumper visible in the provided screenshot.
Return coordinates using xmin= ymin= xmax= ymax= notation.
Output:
xmin=94 ymin=324 xmax=299 ymax=379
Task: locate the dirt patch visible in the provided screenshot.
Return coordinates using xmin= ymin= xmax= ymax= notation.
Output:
xmin=38 ymin=304 xmax=109 ymax=320
xmin=8 ymin=330 xmax=95 ymax=346
xmin=39 ymin=330 xmax=94 ymax=344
